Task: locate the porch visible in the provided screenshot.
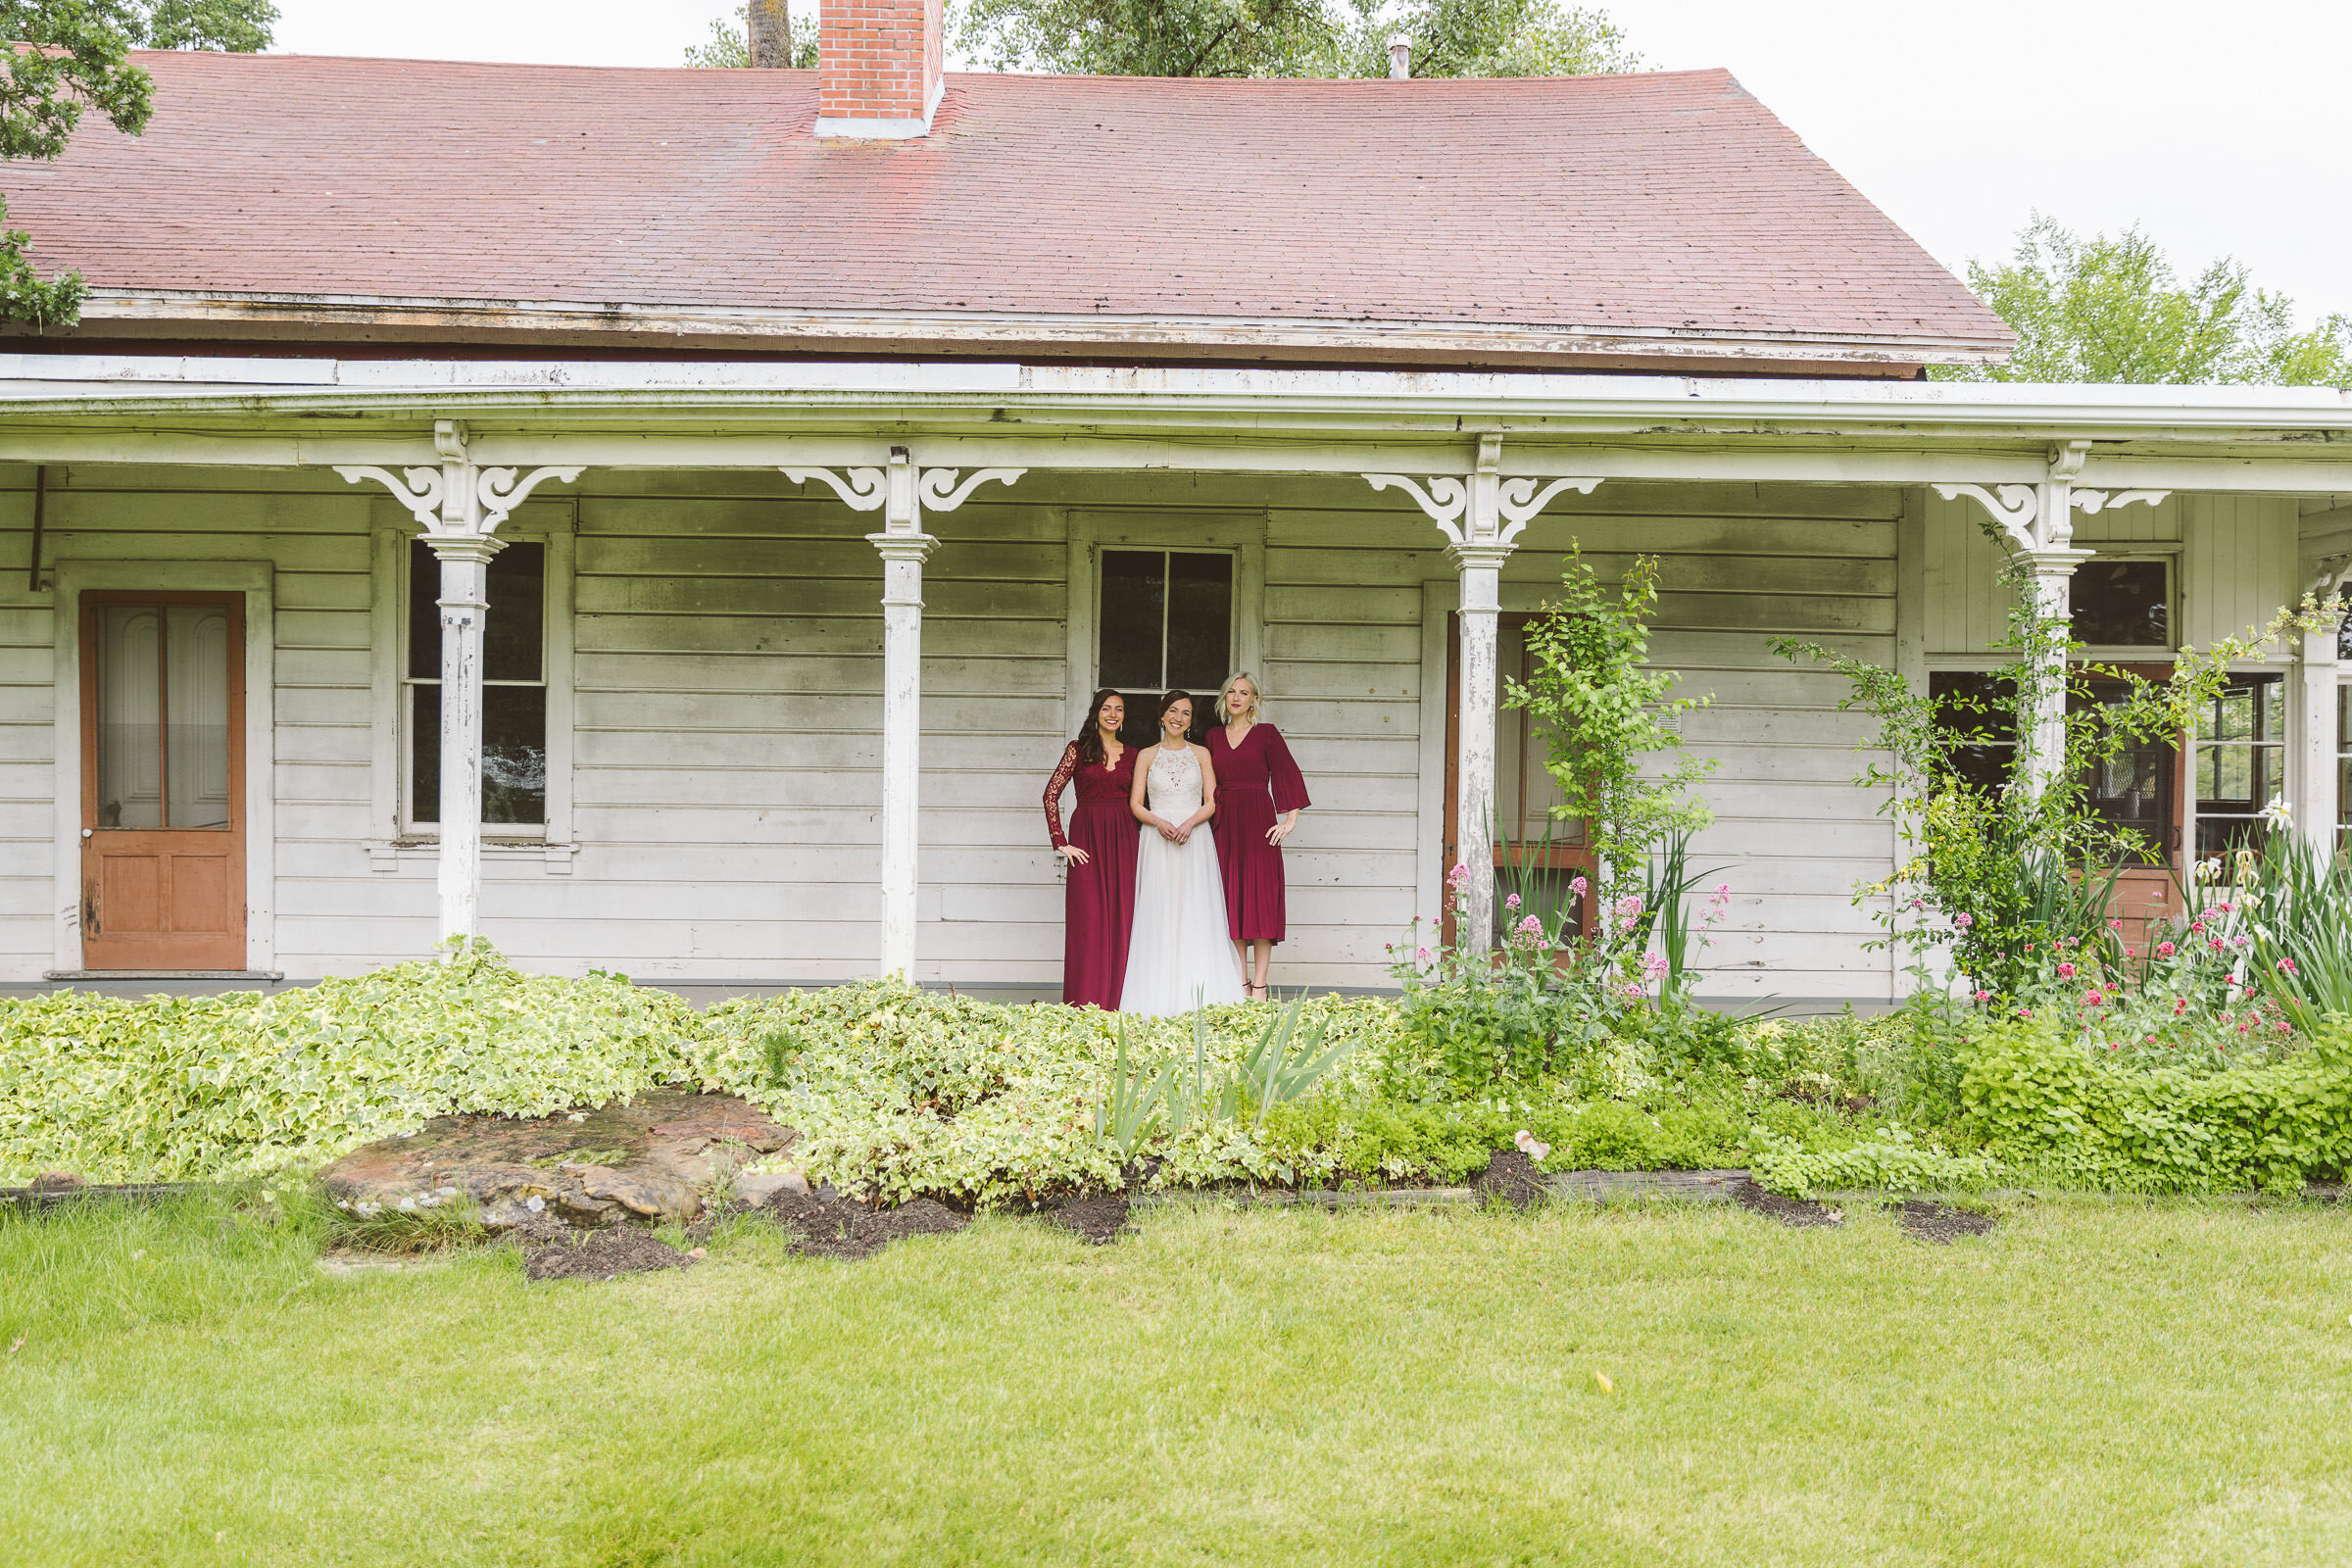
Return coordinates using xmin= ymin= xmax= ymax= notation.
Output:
xmin=2 ymin=359 xmax=2347 ymax=1001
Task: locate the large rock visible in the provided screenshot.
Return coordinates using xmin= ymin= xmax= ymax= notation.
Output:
xmin=320 ymin=1089 xmax=795 ymax=1229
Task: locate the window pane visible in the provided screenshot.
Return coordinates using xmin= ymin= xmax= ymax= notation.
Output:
xmin=484 ymin=544 xmax=545 ymax=682
xmin=410 ymin=684 xmax=547 ymax=826
xmin=95 ymin=606 xmax=163 ymax=829
xmin=2075 ymin=682 xmax=2175 ymax=865
xmin=1164 ymin=552 xmax=1233 ymax=693
xmin=2070 ymin=559 xmax=2169 ymax=647
xmin=482 ymin=685 xmax=548 ymax=824
xmin=164 ymin=607 xmax=232 ymax=830
xmin=1930 ymin=671 xmax=2018 ymax=793
xmin=1098 ymin=551 xmax=1164 ymax=692
xmin=408 ymin=541 xmax=440 ymax=680
xmin=410 ymin=540 xmax=545 ymax=682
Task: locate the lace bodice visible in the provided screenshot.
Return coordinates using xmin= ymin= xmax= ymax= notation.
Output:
xmin=1146 ymin=744 xmax=1206 ymax=821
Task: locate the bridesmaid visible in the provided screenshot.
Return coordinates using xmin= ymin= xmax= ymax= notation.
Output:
xmin=1207 ymin=672 xmax=1310 ymax=1000
xmin=1044 ymin=688 xmax=1141 ymax=1008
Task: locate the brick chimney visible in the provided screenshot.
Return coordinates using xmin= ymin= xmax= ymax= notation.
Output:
xmin=816 ymin=0 xmax=945 ymax=139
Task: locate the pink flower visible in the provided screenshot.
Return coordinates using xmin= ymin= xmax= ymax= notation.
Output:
xmin=1973 ymin=989 xmax=1993 ymax=1004
xmin=1446 ymin=862 xmax=1472 ymax=889
xmin=2018 ymin=1008 xmax=2034 ymax=1019
xmin=2278 ymin=956 xmax=2300 ymax=977
xmin=2110 ymin=919 xmax=2124 ymax=932
xmin=2057 ymin=961 xmax=2077 ymax=979
xmin=1569 ymin=876 xmax=1589 ymax=898
xmin=1505 ymin=892 xmax=1522 ymax=911
xmin=2083 ymin=992 xmax=2104 ymax=1007
xmin=2125 ymin=947 xmax=2135 ymax=958
xmin=2174 ymin=999 xmax=2188 ymax=1015
xmin=1953 ymin=912 xmax=1974 ymax=930
xmin=1642 ymin=951 xmax=1670 ymax=981
xmin=1517 ymin=913 xmax=1543 ymax=937
xmin=2210 ymin=940 xmax=2227 ymax=953
xmin=2217 ymin=903 xmax=2235 ymax=915
xmin=2157 ymin=942 xmax=2176 ymax=958
xmin=1414 ymin=946 xmax=1431 ymax=965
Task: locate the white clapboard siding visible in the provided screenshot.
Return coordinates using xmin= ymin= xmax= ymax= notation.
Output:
xmin=1485 ymin=490 xmax=1903 ymax=999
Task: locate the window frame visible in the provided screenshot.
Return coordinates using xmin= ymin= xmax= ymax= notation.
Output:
xmin=368 ymin=504 xmax=575 ymax=868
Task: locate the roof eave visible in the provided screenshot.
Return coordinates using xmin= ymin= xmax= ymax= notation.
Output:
xmin=12 ymin=287 xmax=2015 ymax=370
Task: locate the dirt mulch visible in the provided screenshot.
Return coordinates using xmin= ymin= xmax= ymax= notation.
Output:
xmin=1736 ymin=1179 xmax=1845 ymax=1228
xmin=757 ymin=1190 xmax=968 ymax=1260
xmin=1473 ymin=1149 xmax=1554 ymax=1209
xmin=1043 ymin=1193 xmax=1132 ymax=1245
xmin=1894 ymin=1200 xmax=2000 ymax=1245
xmin=523 ymin=1226 xmax=702 ymax=1282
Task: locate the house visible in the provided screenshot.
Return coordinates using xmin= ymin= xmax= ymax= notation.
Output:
xmin=1 ymin=2 xmax=2347 ymax=999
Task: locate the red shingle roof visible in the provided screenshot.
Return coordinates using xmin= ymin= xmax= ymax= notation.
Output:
xmin=2 ymin=51 xmax=2011 ymax=365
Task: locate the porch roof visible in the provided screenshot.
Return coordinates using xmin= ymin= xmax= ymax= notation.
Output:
xmin=0 ymin=51 xmax=2010 ymax=370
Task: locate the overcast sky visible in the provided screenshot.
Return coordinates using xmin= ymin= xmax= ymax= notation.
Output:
xmin=270 ymin=0 xmax=2349 ymax=322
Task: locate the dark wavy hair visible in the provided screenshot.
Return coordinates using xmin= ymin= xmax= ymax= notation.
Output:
xmin=1155 ymin=689 xmax=1197 ymax=738
xmin=1073 ymin=687 xmax=1125 ymax=767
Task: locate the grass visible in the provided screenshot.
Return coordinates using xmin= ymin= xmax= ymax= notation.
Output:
xmin=4 ymin=1194 xmax=2351 ymax=1566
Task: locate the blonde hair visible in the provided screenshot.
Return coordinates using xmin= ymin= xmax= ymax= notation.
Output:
xmin=1216 ymin=672 xmax=1261 ymax=723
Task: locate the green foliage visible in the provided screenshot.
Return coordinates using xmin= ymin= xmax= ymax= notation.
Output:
xmin=1957 ymin=1017 xmax=2352 ymax=1193
xmin=684 ymin=2 xmax=819 ymax=68
xmin=1938 ymin=213 xmax=2350 ymax=386
xmin=0 ymin=193 xmax=82 ymax=326
xmin=1506 ymin=549 xmax=1714 ymax=899
xmin=2243 ymin=830 xmax=2352 ymax=1033
xmin=1261 ymin=1092 xmax=1744 ymax=1184
xmin=694 ymin=981 xmax=1407 ymax=1205
xmin=956 ymin=0 xmax=1637 ymax=78
xmin=1 ymin=0 xmax=274 ymax=326
xmin=1744 ymin=1125 xmax=1995 ymax=1200
xmin=0 ymin=945 xmax=698 ymax=1183
xmin=1777 ymin=558 xmax=2335 ymax=998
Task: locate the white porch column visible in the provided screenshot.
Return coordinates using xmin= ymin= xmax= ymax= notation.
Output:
xmin=338 ymin=420 xmax=582 ymax=949
xmin=786 ymin=451 xmax=1023 ymax=977
xmin=2291 ymin=562 xmax=2346 ymax=856
xmin=1937 ymin=446 xmax=2168 ymax=802
xmin=1367 ymin=437 xmax=1599 ymax=948
xmin=430 ymin=536 xmax=497 ymax=941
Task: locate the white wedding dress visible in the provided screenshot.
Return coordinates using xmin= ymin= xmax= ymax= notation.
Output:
xmin=1119 ymin=744 xmax=1248 ymax=1015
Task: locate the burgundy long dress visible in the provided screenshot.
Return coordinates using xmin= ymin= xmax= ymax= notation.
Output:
xmin=1207 ymin=722 xmax=1312 ymax=943
xmin=1045 ymin=741 xmax=1141 ymax=1008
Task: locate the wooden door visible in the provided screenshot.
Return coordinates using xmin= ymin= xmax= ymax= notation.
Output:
xmin=2076 ymin=668 xmax=2191 ymax=953
xmin=79 ymin=594 xmax=246 ymax=969
xmin=1443 ymin=613 xmax=1598 ymax=947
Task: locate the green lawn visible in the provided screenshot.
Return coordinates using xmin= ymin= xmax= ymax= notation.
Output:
xmin=3 ymin=1195 xmax=2350 ymax=1567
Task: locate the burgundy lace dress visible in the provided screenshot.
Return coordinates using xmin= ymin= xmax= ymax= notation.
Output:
xmin=1045 ymin=741 xmax=1141 ymax=1008
xmin=1206 ymin=723 xmax=1311 ymax=943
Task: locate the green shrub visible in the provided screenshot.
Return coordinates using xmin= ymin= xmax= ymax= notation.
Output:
xmin=1745 ymin=1126 xmax=1996 ymax=1199
xmin=1957 ymin=1018 xmax=2352 ymax=1193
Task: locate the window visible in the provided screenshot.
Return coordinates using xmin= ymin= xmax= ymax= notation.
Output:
xmin=1097 ymin=549 xmax=1232 ymax=745
xmin=2197 ymin=675 xmax=2284 ymax=858
xmin=405 ymin=540 xmax=547 ymax=830
xmin=2070 ymin=559 xmax=2171 ymax=648
xmin=1928 ymin=669 xmax=2178 ymax=865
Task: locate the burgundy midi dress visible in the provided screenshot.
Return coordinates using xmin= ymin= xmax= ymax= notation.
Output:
xmin=1206 ymin=723 xmax=1312 ymax=943
xmin=1045 ymin=741 xmax=1141 ymax=1008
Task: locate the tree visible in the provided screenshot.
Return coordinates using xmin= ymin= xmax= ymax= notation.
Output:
xmin=1939 ymin=213 xmax=2351 ymax=386
xmin=685 ymin=3 xmax=819 ymax=69
xmin=2 ymin=1 xmax=276 ymax=327
xmin=956 ymin=0 xmax=1638 ymax=80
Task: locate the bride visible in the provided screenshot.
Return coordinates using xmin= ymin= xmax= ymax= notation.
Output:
xmin=1119 ymin=690 xmax=1248 ymax=1015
